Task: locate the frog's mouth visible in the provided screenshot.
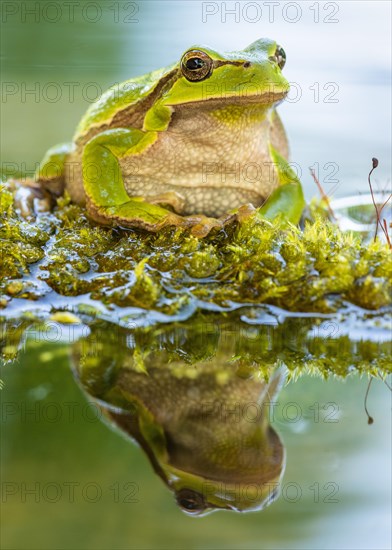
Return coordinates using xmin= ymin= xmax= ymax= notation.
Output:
xmin=173 ymin=89 xmax=288 ymax=109
xmin=164 ymin=426 xmax=285 ymax=514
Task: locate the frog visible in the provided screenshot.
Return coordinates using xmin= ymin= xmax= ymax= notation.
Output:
xmin=34 ymin=38 xmax=304 ymax=236
xmin=73 ymin=326 xmax=286 ymax=516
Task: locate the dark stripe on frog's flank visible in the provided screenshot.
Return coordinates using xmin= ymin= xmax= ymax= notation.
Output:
xmin=104 ymin=408 xmax=171 ymax=489
xmin=111 ymin=69 xmax=180 ymax=129
xmin=75 ymin=60 xmax=247 ymax=148
xmin=76 ymin=68 xmax=181 ymax=147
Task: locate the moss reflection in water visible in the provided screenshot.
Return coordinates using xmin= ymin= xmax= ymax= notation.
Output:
xmin=1 ymin=313 xmax=391 ymax=516
xmin=70 ymin=316 xmax=390 ymax=514
xmin=2 ymin=337 xmax=389 ymax=549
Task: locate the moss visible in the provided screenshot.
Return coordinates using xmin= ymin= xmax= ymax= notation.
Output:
xmin=50 ymin=312 xmax=82 ymax=324
xmin=0 ymin=181 xmax=391 ymax=321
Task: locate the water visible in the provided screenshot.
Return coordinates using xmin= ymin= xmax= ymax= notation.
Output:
xmin=1 ymin=327 xmax=391 ymax=549
xmin=1 ymin=1 xmax=391 ymax=548
xmin=1 ymin=315 xmax=391 ymax=548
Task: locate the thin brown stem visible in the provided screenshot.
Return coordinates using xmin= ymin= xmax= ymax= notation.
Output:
xmin=309 ymin=168 xmax=336 ymax=220
xmin=368 ymin=158 xmax=381 ymax=241
xmin=366 ymin=157 xmax=391 ymax=247
xmin=382 ymin=219 xmax=392 ymax=248
xmin=379 ymin=193 xmax=392 ymax=213
xmin=364 ymin=377 xmax=374 ymax=425
xmin=378 ymin=192 xmax=392 ymax=246
xmin=383 ymin=378 xmax=392 ymax=391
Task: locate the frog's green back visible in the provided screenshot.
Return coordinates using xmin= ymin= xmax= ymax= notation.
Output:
xmin=74 ymin=63 xmax=177 ymax=139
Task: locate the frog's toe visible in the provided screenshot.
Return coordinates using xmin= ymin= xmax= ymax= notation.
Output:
xmin=145 ymin=191 xmax=186 ymax=213
xmin=12 ymin=179 xmax=53 ymax=219
xmin=187 ymin=215 xmax=224 ymax=237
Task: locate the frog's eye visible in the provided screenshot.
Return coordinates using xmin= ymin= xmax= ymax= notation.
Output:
xmin=176 ymin=488 xmax=207 ymax=515
xmin=181 ymin=50 xmax=213 ymax=82
xmin=269 ymin=45 xmax=286 ymax=70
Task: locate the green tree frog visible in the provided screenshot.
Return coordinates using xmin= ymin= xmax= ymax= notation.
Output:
xmin=36 ymin=38 xmax=304 ymax=234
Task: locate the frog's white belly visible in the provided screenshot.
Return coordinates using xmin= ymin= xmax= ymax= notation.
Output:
xmin=120 ymin=106 xmax=282 ymax=217
xmin=65 ymin=105 xmax=288 ymax=218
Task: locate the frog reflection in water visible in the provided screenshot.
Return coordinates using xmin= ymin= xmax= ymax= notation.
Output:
xmin=73 ymin=338 xmax=285 ymax=516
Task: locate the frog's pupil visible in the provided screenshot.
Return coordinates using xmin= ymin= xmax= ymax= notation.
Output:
xmin=186 ymin=58 xmax=204 ymax=71
xmin=177 ymin=488 xmax=206 ymax=513
xmin=180 ymin=497 xmax=198 ymax=510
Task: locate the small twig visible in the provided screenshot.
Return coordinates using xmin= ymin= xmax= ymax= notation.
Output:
xmin=382 ymin=219 xmax=392 ymax=249
xmin=327 ymin=182 xmax=340 ymax=197
xmin=368 ymin=158 xmax=381 ymax=240
xmin=377 ymin=192 xmax=392 ymax=246
xmin=364 ymin=377 xmax=374 ymax=425
xmin=383 ymin=378 xmax=392 ymax=392
xmin=367 ymin=158 xmax=392 ymax=246
xmin=379 ymin=214 xmax=392 ymax=246
xmin=309 ymin=168 xmax=336 ymax=220
xmin=379 ymin=193 xmax=392 ymax=214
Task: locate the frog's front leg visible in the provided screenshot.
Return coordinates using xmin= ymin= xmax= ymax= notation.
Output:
xmin=13 ymin=142 xmax=73 ymax=218
xmin=36 ymin=142 xmax=74 ymax=197
xmin=258 ymin=145 xmax=305 ymax=224
xmin=83 ymin=128 xmax=187 ymax=231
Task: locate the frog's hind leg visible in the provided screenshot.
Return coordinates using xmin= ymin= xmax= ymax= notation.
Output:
xmin=35 ymin=142 xmax=74 ymax=197
xmin=258 ymin=111 xmax=305 ymax=224
xmin=82 ymin=128 xmax=184 ymax=231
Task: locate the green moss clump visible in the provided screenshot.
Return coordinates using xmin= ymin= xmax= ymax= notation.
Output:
xmin=0 ymin=182 xmax=391 ymax=318
xmin=0 ymin=187 xmax=51 ymax=290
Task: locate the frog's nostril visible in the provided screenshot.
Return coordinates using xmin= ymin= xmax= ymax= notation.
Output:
xmin=243 ymin=61 xmax=251 ymax=68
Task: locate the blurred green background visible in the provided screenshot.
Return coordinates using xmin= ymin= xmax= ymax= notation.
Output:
xmin=1 ymin=0 xmax=391 ymax=194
